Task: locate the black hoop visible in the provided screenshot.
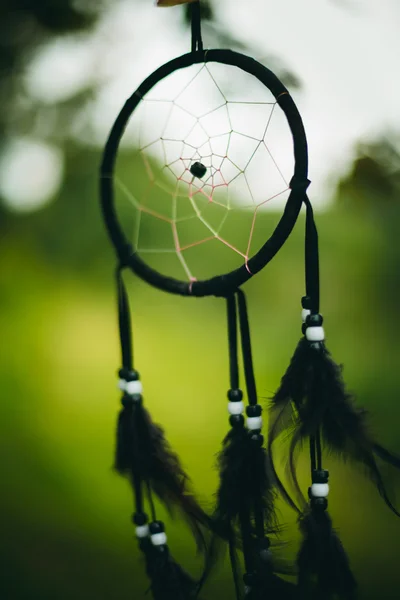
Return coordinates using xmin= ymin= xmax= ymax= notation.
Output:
xmin=100 ymin=49 xmax=309 ymax=298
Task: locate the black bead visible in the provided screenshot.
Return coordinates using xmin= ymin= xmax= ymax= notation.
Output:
xmin=149 ymin=520 xmax=165 ymax=534
xmin=258 ymin=537 xmax=272 ymax=562
xmin=246 ymin=404 xmax=262 ymax=417
xmin=118 ymin=368 xmax=139 ymax=381
xmin=121 ymin=393 xmax=142 ymax=407
xmin=121 ymin=393 xmax=134 ymax=407
xmin=311 ymin=497 xmax=328 ymax=511
xmin=312 ymin=469 xmax=329 ymax=484
xmin=152 ymin=544 xmax=169 ymax=557
xmin=309 ymin=341 xmax=324 ymax=351
xmin=301 ymin=322 xmax=307 ymax=335
xmin=249 ymin=432 xmax=264 ymax=445
xmin=301 ymin=295 xmax=311 ymax=309
xmin=132 ymin=512 xmax=148 ymax=526
xmin=260 ymin=548 xmax=272 ymax=563
xmin=258 ymin=536 xmax=271 ymax=550
xmin=306 ymin=313 xmax=323 ymax=326
xmin=190 ymin=161 xmax=207 ymax=179
xmin=230 ymin=414 xmax=244 ymax=428
xmin=228 ymin=388 xmax=243 ymax=402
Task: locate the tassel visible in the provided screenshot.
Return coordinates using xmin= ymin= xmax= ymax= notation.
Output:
xmin=268 ymin=329 xmax=400 ymax=516
xmin=211 ymin=291 xmax=293 ymax=600
xmin=140 ymin=522 xmax=200 ymax=600
xmin=297 ymin=494 xmax=357 ymax=600
xmin=115 ymin=384 xmax=211 ymax=550
xmin=243 ymin=535 xmax=297 ymax=600
xmin=269 ymin=193 xmax=400 ymax=517
xmin=115 ymin=266 xmax=212 ymax=553
xmin=213 ymin=424 xmax=279 ymax=544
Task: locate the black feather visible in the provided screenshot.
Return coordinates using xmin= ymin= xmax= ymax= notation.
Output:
xmin=140 ymin=538 xmax=200 ymax=600
xmin=269 ymin=338 xmax=400 ymax=516
xmin=115 ymin=398 xmax=212 ymax=551
xmin=209 ymin=425 xmax=296 ymax=599
xmin=297 ymin=507 xmax=357 ymax=600
xmin=213 ymin=426 xmax=278 ymax=539
xmin=245 ymin=573 xmax=297 ymax=600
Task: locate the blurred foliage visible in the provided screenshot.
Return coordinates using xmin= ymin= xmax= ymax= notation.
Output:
xmin=0 ymin=0 xmax=104 ymax=136
xmin=1 ymin=1 xmax=400 ymax=600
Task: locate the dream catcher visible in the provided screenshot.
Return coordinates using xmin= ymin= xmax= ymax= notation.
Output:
xmin=99 ymin=2 xmax=400 ymax=599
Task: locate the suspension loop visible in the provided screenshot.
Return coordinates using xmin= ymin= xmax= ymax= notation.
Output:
xmin=191 ymin=1 xmax=203 ymax=52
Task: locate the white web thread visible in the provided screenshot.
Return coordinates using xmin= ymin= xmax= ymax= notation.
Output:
xmin=115 ymin=63 xmax=291 ymax=282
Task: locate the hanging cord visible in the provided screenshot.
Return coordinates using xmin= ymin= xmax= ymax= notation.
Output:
xmin=236 ymin=290 xmax=258 ymax=407
xmin=116 ymin=266 xmax=145 ymax=514
xmin=227 ymin=294 xmax=239 ymax=391
xmin=237 ymin=290 xmax=265 ymax=543
xmin=116 ymin=265 xmax=133 ymax=371
xmin=191 ymin=0 xmax=203 ymax=52
xmin=226 ymin=294 xmax=252 ymax=599
xmin=303 ymin=195 xmax=320 ymax=315
xmin=302 ymin=196 xmax=324 ymax=475
xmin=116 ymin=267 xmax=161 ymax=526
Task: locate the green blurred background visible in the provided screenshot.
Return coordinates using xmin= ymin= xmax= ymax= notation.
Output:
xmin=1 ymin=1 xmax=400 ymax=599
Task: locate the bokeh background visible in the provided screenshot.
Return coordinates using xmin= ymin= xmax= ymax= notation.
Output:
xmin=1 ymin=1 xmax=400 ymax=599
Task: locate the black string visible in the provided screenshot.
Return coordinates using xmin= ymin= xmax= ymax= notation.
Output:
xmin=116 ymin=266 xmax=147 ymax=521
xmin=236 ymin=289 xmax=267 ymax=571
xmin=191 ymin=1 xmax=203 ymax=52
xmin=309 ymin=436 xmax=316 ymax=475
xmin=116 ymin=266 xmax=133 ymax=369
xmin=304 ymin=194 xmax=320 ymax=314
xmin=226 ymin=295 xmax=239 ymax=389
xmin=237 ymin=289 xmax=258 ymax=406
xmin=303 ymin=196 xmax=324 ymax=477
xmin=146 ymin=481 xmax=157 ymax=523
xmin=229 ymin=539 xmax=243 ymax=600
xmin=225 ymin=293 xmax=257 ymax=595
xmin=315 ymin=429 xmax=322 ymax=471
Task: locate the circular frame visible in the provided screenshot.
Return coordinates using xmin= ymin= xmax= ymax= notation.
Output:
xmin=100 ymin=49 xmax=309 ymax=298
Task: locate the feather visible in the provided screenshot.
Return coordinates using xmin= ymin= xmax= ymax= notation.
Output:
xmin=268 ymin=338 xmax=308 ymax=512
xmin=115 ymin=397 xmax=212 ymax=552
xmin=297 ymin=506 xmax=357 ymax=600
xmin=140 ymin=537 xmax=200 ymax=600
xmin=210 ymin=424 xmax=295 ymax=599
xmin=243 ymin=537 xmax=297 ymax=600
xmin=245 ymin=574 xmax=297 ymax=600
xmin=269 ymin=337 xmax=400 ymax=517
xmin=213 ymin=426 xmax=279 ymax=539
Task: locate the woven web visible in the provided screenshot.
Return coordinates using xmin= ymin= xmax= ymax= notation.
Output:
xmin=114 ymin=62 xmax=293 ymax=281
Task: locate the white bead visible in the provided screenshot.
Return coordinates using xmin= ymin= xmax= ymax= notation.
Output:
xmin=125 ymin=380 xmax=143 ymax=396
xmin=228 ymin=401 xmax=244 ymax=415
xmin=151 ymin=532 xmax=167 ymax=546
xmin=311 ymin=483 xmax=329 ymax=498
xmin=118 ymin=379 xmax=126 ymax=391
xmin=306 ymin=326 xmax=325 ymax=342
xmin=302 ymin=308 xmax=311 ymax=323
xmin=135 ymin=525 xmax=149 ymax=538
xmin=246 ymin=416 xmax=263 ymax=430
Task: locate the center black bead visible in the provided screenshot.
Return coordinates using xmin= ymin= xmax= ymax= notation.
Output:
xmin=190 ymin=161 xmax=207 ymax=179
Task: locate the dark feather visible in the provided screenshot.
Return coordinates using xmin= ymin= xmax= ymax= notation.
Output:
xmin=213 ymin=426 xmax=278 ymax=537
xmin=297 ymin=508 xmax=357 ymax=600
xmin=245 ymin=573 xmax=298 ymax=600
xmin=269 ymin=338 xmax=400 ymax=517
xmin=210 ymin=425 xmax=296 ymax=599
xmin=115 ymin=400 xmax=212 ymax=551
xmin=243 ymin=537 xmax=297 ymax=600
xmin=140 ymin=538 xmax=200 ymax=600
xmin=268 ymin=339 xmax=308 ymax=512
